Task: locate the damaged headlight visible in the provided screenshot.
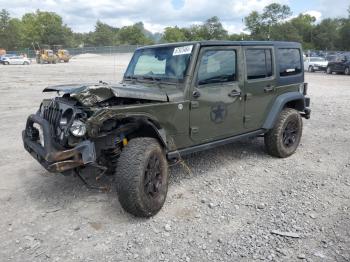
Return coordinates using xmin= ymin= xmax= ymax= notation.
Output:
xmin=70 ymin=120 xmax=86 ymax=137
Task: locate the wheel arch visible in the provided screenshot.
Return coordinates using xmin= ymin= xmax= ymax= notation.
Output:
xmin=128 ymin=117 xmax=167 ymax=149
xmin=263 ymin=92 xmax=305 ymax=130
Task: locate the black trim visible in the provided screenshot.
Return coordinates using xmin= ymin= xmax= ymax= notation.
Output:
xmin=167 ymin=129 xmax=264 ymax=160
xmin=22 ymin=114 xmax=96 ymax=172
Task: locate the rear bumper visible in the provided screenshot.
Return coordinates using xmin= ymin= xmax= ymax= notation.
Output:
xmin=22 ymin=114 xmax=96 ymax=173
xmin=302 ymin=96 xmax=311 ymax=119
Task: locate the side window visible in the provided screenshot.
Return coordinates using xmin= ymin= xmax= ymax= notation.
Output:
xmin=197 ymin=50 xmax=236 ymax=85
xmin=246 ymin=49 xmax=273 ymax=80
xmin=278 ymin=48 xmax=302 ymax=76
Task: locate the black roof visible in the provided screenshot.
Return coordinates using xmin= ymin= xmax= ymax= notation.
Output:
xmin=139 ymin=40 xmax=301 ymax=50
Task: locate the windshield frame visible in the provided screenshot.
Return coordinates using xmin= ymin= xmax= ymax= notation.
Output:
xmin=124 ymin=44 xmax=194 ymax=84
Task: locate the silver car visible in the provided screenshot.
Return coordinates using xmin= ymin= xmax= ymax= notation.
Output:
xmin=304 ymin=57 xmax=328 ymax=72
xmin=2 ymin=55 xmax=31 ymax=65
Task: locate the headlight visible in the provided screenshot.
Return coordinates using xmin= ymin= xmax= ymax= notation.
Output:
xmin=70 ymin=120 xmax=86 ymax=137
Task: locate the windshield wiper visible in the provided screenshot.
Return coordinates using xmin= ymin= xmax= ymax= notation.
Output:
xmin=141 ymin=75 xmax=162 ymax=81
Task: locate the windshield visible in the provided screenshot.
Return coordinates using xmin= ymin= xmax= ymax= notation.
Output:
xmin=124 ymin=45 xmax=193 ymax=82
xmin=310 ymin=57 xmax=326 ymax=62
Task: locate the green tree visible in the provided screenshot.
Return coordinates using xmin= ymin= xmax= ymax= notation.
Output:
xmin=200 ymin=16 xmax=228 ymax=40
xmin=339 ymin=20 xmax=350 ymax=50
xmin=262 ymin=3 xmax=292 ymax=25
xmin=162 ymin=26 xmax=186 ymax=42
xmin=21 ymin=10 xmax=74 ymax=48
xmin=312 ymin=18 xmax=341 ymax=50
xmin=93 ymin=21 xmax=118 ymax=46
xmin=270 ymin=23 xmax=302 ymax=42
xmin=244 ymin=11 xmax=263 ymax=38
xmin=118 ymin=24 xmax=153 ymax=45
xmin=244 ymin=3 xmax=292 ymax=40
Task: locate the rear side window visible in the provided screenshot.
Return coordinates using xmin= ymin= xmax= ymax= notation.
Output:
xmin=246 ymin=49 xmax=273 ymax=80
xmin=278 ymin=48 xmax=302 ymax=76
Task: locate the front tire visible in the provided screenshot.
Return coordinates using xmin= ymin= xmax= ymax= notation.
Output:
xmin=308 ymin=66 xmax=314 ymax=72
xmin=345 ymin=67 xmax=350 ymax=75
xmin=116 ymin=137 xmax=168 ymax=217
xmin=264 ymin=108 xmax=303 ymax=158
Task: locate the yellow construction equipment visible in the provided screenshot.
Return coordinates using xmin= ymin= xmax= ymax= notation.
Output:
xmin=53 ymin=45 xmax=71 ymax=63
xmin=33 ymin=44 xmax=58 ymax=64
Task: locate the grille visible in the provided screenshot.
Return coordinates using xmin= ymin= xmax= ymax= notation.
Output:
xmin=42 ymin=99 xmax=62 ymax=130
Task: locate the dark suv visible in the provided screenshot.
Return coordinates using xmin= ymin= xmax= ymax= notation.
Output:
xmin=23 ymin=41 xmax=311 ymax=217
xmin=326 ymin=55 xmax=350 ymax=75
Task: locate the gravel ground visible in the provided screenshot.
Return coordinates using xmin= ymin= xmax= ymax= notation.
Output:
xmin=0 ymin=55 xmax=349 ymax=262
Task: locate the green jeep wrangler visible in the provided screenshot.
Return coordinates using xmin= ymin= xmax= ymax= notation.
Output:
xmin=23 ymin=41 xmax=311 ymax=217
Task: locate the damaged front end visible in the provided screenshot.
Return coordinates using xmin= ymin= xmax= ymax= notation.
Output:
xmin=22 ymin=98 xmax=96 ymax=173
xmin=22 ymin=82 xmax=168 ymax=174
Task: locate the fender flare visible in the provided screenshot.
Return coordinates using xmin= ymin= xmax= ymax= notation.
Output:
xmin=136 ymin=118 xmax=168 ymax=149
xmin=262 ymin=92 xmax=305 ymax=130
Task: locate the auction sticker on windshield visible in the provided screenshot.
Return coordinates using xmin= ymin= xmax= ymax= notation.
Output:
xmin=173 ymin=45 xmax=193 ymax=56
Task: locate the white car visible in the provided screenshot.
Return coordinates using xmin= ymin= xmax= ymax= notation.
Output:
xmin=304 ymin=57 xmax=328 ymax=72
xmin=2 ymin=56 xmax=31 ymax=65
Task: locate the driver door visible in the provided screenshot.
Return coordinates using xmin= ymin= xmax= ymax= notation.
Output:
xmin=189 ymin=46 xmax=244 ymax=143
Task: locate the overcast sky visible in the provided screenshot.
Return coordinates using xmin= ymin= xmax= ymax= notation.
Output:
xmin=1 ymin=0 xmax=349 ymax=33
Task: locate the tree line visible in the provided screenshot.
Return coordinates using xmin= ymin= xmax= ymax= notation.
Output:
xmin=0 ymin=3 xmax=349 ymax=51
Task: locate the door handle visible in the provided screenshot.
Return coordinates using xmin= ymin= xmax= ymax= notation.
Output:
xmin=228 ymin=90 xmax=241 ymax=97
xmin=264 ymin=85 xmax=274 ymax=93
xmin=192 ymin=90 xmax=201 ymax=98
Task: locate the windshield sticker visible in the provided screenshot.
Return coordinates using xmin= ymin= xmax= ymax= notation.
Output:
xmin=173 ymin=45 xmax=193 ymax=56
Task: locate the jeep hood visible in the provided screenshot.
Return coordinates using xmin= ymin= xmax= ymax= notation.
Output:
xmin=43 ymin=82 xmax=171 ymax=106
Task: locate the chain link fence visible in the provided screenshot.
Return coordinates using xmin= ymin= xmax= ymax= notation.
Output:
xmin=6 ymin=45 xmax=140 ymax=58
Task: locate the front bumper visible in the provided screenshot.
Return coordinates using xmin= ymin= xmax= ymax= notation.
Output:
xmin=22 ymin=114 xmax=96 ymax=173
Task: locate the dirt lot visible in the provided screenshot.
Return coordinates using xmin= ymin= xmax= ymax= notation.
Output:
xmin=0 ymin=55 xmax=349 ymax=262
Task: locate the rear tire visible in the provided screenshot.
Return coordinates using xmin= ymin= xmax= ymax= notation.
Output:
xmin=116 ymin=137 xmax=168 ymax=217
xmin=264 ymin=108 xmax=303 ymax=158
xmin=308 ymin=66 xmax=314 ymax=72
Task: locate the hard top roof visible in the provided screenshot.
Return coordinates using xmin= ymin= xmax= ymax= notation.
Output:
xmin=138 ymin=40 xmax=302 ymax=50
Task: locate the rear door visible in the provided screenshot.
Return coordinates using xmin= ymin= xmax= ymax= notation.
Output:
xmin=243 ymin=47 xmax=276 ymax=130
xmin=189 ymin=46 xmax=244 ymax=143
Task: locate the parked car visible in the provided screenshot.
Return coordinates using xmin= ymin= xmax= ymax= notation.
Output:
xmin=22 ymin=41 xmax=311 ymax=217
xmin=0 ymin=54 xmax=15 ymax=63
xmin=326 ymin=55 xmax=350 ymax=75
xmin=304 ymin=57 xmax=328 ymax=72
xmin=1 ymin=55 xmax=31 ymax=65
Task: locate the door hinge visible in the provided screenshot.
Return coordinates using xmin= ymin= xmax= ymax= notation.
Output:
xmin=190 ymin=127 xmax=199 ymax=135
xmin=190 ymin=101 xmax=199 ymax=109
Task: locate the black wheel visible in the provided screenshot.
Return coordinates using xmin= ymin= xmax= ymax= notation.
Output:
xmin=116 ymin=137 xmax=168 ymax=217
xmin=4 ymin=61 xmax=9 ymax=65
xmin=326 ymin=66 xmax=332 ymax=74
xmin=345 ymin=67 xmax=350 ymax=75
xmin=264 ymin=108 xmax=303 ymax=158
xmin=308 ymin=66 xmax=314 ymax=72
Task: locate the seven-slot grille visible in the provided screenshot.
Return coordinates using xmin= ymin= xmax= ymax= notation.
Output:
xmin=42 ymin=100 xmax=62 ymax=130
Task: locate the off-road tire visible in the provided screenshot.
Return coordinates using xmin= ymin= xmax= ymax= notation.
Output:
xmin=345 ymin=67 xmax=350 ymax=75
xmin=264 ymin=108 xmax=303 ymax=158
xmin=326 ymin=66 xmax=332 ymax=74
xmin=116 ymin=137 xmax=168 ymax=217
